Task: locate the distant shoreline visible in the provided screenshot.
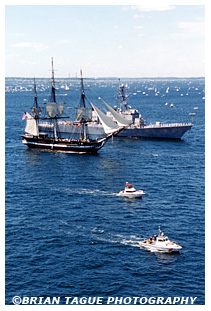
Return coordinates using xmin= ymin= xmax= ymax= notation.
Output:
xmin=5 ymin=76 xmax=205 ymax=80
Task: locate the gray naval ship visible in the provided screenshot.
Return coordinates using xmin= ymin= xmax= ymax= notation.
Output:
xmin=38 ymin=78 xmax=192 ymax=141
xmin=105 ymin=81 xmax=193 ymax=139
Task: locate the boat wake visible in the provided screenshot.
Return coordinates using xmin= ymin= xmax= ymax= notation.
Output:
xmin=76 ymin=189 xmax=116 ymax=197
xmin=90 ymin=230 xmax=181 ymax=261
xmin=56 ymin=221 xmax=181 ymax=263
xmin=52 ymin=187 xmax=116 ymax=197
xmin=91 ymin=230 xmax=142 ymax=249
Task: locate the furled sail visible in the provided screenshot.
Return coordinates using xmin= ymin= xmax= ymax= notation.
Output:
xmin=76 ymin=107 xmax=92 ymax=122
xmin=25 ymin=112 xmax=38 ymax=136
xmin=100 ymin=98 xmax=130 ymax=126
xmin=90 ymin=102 xmax=119 ymax=134
xmin=46 ymin=102 xmax=64 ymax=118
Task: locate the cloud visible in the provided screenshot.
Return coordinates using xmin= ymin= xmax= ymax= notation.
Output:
xmin=133 ymin=14 xmax=141 ymax=19
xmin=19 ymin=60 xmax=37 ymax=65
xmin=133 ymin=25 xmax=143 ymax=29
xmin=11 ymin=41 xmax=49 ymax=51
xmin=6 ymin=54 xmax=20 ymax=58
xmin=177 ymin=21 xmax=204 ymax=38
xmin=118 ymin=45 xmax=123 ymax=49
xmin=12 ymin=33 xmax=25 ymax=37
xmin=131 ymin=5 xmax=175 ymax=12
xmin=57 ymin=39 xmax=70 ymax=45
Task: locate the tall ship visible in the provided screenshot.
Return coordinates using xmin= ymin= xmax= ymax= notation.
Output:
xmin=105 ymin=80 xmax=193 ymax=139
xmin=22 ymin=59 xmax=126 ymax=154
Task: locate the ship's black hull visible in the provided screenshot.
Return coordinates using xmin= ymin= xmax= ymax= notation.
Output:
xmin=22 ymin=135 xmax=105 ymax=154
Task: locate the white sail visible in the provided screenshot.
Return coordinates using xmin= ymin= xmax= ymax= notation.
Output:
xmin=90 ymin=102 xmax=119 ymax=134
xmin=101 ymin=99 xmax=130 ymax=126
xmin=25 ymin=112 xmax=38 ymax=136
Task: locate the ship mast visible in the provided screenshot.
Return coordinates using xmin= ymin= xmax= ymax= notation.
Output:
xmin=34 ymin=77 xmax=38 ymax=109
xmin=79 ymin=70 xmax=87 ymax=141
xmin=118 ymin=79 xmax=128 ymax=112
xmin=51 ymin=57 xmax=58 ymax=139
xmin=51 ymin=57 xmax=56 ymax=103
xmin=45 ymin=59 xmax=65 ymax=140
xmin=33 ymin=78 xmax=39 ymax=136
xmin=80 ymin=69 xmax=86 ymax=108
xmin=31 ymin=78 xmax=43 ymax=120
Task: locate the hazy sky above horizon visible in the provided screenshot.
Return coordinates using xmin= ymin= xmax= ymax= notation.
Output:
xmin=5 ymin=4 xmax=205 ymax=78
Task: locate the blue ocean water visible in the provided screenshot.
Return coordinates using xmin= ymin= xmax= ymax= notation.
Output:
xmin=5 ymin=77 xmax=205 ymax=305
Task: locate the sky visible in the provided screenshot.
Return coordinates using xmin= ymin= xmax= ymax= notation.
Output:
xmin=5 ymin=3 xmax=205 ymax=78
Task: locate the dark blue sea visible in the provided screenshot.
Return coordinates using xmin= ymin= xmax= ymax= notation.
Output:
xmin=5 ymin=77 xmax=205 ymax=305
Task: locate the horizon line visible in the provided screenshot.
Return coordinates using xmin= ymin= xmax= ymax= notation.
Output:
xmin=5 ymin=76 xmax=205 ymax=79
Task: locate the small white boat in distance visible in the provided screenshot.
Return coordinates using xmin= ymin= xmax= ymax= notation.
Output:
xmin=139 ymin=226 xmax=182 ymax=253
xmin=118 ymin=182 xmax=145 ymax=198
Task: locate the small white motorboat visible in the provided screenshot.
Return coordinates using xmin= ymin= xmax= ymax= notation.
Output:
xmin=118 ymin=182 xmax=145 ymax=198
xmin=139 ymin=226 xmax=182 ymax=253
